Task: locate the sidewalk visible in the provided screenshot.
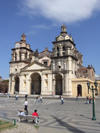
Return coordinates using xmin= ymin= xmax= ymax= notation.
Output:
xmin=1 ymin=122 xmax=38 ymax=133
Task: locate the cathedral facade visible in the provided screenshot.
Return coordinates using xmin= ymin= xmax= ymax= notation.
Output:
xmin=9 ymin=25 xmax=97 ymax=97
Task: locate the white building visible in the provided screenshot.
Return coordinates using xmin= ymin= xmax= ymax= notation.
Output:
xmin=9 ymin=25 xmax=95 ymax=97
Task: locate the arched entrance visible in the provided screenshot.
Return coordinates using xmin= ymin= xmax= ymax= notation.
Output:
xmin=55 ymin=74 xmax=62 ymax=95
xmin=77 ymin=84 xmax=82 ymax=96
xmin=15 ymin=76 xmax=19 ymax=93
xmin=31 ymin=73 xmax=41 ymax=95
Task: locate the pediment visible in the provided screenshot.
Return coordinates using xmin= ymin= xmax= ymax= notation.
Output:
xmin=21 ymin=61 xmax=50 ymax=71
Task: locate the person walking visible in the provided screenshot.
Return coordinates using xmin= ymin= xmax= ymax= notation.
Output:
xmin=25 ymin=94 xmax=28 ymax=100
xmin=61 ymin=97 xmax=64 ymax=104
xmin=7 ymin=93 xmax=10 ymax=98
xmin=76 ymin=96 xmax=79 ymax=101
xmin=38 ymin=96 xmax=40 ymax=103
xmin=24 ymin=99 xmax=28 ymax=115
xmin=40 ymin=95 xmax=42 ymax=103
xmin=36 ymin=97 xmax=38 ymax=103
xmin=16 ymin=94 xmax=18 ymax=100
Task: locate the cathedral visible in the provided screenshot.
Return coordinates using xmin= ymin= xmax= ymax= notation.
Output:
xmin=9 ymin=25 xmax=97 ymax=97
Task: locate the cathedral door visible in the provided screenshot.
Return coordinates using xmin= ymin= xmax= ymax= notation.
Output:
xmin=15 ymin=76 xmax=19 ymax=93
xmin=55 ymin=74 xmax=62 ymax=95
xmin=77 ymin=85 xmax=82 ymax=96
xmin=31 ymin=73 xmax=41 ymax=95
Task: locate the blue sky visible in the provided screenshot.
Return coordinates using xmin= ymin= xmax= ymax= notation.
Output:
xmin=0 ymin=0 xmax=100 ymax=79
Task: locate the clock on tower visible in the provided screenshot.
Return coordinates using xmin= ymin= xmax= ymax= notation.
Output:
xmin=15 ymin=43 xmax=20 ymax=48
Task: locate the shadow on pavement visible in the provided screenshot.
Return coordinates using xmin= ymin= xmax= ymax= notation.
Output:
xmin=79 ymin=114 xmax=91 ymax=120
xmin=75 ymin=114 xmax=91 ymax=120
xmin=52 ymin=116 xmax=85 ymax=133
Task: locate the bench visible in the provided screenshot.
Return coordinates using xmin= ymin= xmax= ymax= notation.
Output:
xmin=17 ymin=115 xmax=38 ymax=124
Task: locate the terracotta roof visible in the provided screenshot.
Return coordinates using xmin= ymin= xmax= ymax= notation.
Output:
xmin=78 ymin=67 xmax=87 ymax=71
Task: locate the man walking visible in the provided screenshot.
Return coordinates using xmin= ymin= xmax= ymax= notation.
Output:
xmin=24 ymin=99 xmax=28 ymax=115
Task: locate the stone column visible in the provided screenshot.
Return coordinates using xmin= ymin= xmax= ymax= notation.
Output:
xmin=41 ymin=74 xmax=45 ymax=95
xmin=53 ymin=79 xmax=56 ymax=94
xmin=21 ymin=53 xmax=25 ymax=60
xmin=59 ymin=45 xmax=62 ymax=56
xmin=19 ymin=76 xmax=22 ymax=94
xmin=8 ymin=77 xmax=11 ymax=94
xmin=12 ymin=80 xmax=15 ymax=94
xmin=48 ymin=73 xmax=52 ymax=95
xmin=62 ymin=75 xmax=64 ymax=95
xmin=14 ymin=53 xmax=15 ymax=61
xmin=28 ymin=79 xmax=31 ymax=95
xmin=63 ymin=73 xmax=68 ymax=96
xmin=53 ymin=47 xmax=57 ymax=57
xmin=68 ymin=72 xmax=72 ymax=96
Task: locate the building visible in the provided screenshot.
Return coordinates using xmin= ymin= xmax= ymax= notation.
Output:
xmin=9 ymin=25 xmax=99 ymax=97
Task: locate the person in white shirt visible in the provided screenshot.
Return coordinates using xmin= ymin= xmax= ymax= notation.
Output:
xmin=40 ymin=95 xmax=42 ymax=103
xmin=24 ymin=99 xmax=28 ymax=115
xmin=61 ymin=97 xmax=64 ymax=104
xmin=16 ymin=94 xmax=18 ymax=100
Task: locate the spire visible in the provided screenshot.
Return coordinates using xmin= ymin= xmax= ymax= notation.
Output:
xmin=44 ymin=47 xmax=48 ymax=51
xmin=20 ymin=33 xmax=26 ymax=42
xmin=61 ymin=24 xmax=67 ymax=34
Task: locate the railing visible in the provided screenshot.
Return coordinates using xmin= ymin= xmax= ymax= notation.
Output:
xmin=0 ymin=116 xmax=16 ymax=126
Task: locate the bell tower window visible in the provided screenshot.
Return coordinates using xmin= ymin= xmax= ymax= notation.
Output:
xmin=15 ymin=53 xmax=17 ymax=61
xmin=63 ymin=46 xmax=65 ymax=55
xmin=25 ymin=52 xmax=27 ymax=59
xmin=44 ymin=61 xmax=47 ymax=65
xmin=57 ymin=47 xmax=59 ymax=57
xmin=19 ymin=51 xmax=21 ymax=61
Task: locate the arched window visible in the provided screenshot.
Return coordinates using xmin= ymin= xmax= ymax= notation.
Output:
xmin=31 ymin=73 xmax=41 ymax=95
xmin=25 ymin=52 xmax=27 ymax=59
xmin=77 ymin=84 xmax=82 ymax=96
xmin=57 ymin=47 xmax=59 ymax=56
xmin=63 ymin=46 xmax=65 ymax=55
xmin=55 ymin=74 xmax=62 ymax=95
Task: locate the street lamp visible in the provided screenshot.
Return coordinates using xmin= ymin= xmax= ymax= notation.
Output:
xmin=87 ymin=81 xmax=98 ymax=120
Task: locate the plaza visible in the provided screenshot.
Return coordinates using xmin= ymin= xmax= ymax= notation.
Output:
xmin=0 ymin=96 xmax=100 ymax=133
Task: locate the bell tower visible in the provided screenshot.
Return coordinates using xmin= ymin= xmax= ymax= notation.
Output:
xmin=51 ymin=25 xmax=83 ymax=96
xmin=9 ymin=34 xmax=33 ymax=74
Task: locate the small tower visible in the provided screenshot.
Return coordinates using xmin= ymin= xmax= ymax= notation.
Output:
xmin=61 ymin=24 xmax=67 ymax=34
xmin=21 ymin=33 xmax=26 ymax=42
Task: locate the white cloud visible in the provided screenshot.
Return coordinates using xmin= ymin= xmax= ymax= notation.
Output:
xmin=32 ymin=24 xmax=50 ymax=29
xmin=19 ymin=0 xmax=100 ymax=23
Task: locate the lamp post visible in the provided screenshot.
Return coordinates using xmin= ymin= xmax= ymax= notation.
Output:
xmin=87 ymin=81 xmax=98 ymax=120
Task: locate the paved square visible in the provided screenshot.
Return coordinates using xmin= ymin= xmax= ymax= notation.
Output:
xmin=0 ymin=97 xmax=100 ymax=133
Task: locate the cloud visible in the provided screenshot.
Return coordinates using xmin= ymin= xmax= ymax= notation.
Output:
xmin=19 ymin=0 xmax=100 ymax=23
xmin=32 ymin=24 xmax=58 ymax=29
xmin=32 ymin=24 xmax=50 ymax=29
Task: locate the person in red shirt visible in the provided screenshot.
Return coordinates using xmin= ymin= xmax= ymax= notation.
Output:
xmin=32 ymin=109 xmax=39 ymax=124
xmin=32 ymin=109 xmax=39 ymax=117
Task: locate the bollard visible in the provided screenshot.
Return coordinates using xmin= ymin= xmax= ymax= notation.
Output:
xmin=14 ymin=119 xmax=16 ymax=125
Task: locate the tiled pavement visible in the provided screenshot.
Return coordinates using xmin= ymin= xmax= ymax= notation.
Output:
xmin=0 ymin=97 xmax=100 ymax=133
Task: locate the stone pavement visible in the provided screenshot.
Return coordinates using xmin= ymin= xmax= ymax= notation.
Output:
xmin=0 ymin=97 xmax=100 ymax=133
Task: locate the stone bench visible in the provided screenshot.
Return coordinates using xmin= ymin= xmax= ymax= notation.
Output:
xmin=17 ymin=115 xmax=39 ymax=124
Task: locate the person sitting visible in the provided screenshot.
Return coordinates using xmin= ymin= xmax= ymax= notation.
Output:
xmin=18 ymin=109 xmax=26 ymax=116
xmin=89 ymin=96 xmax=92 ymax=104
xmin=86 ymin=96 xmax=89 ymax=104
xmin=32 ymin=109 xmax=39 ymax=124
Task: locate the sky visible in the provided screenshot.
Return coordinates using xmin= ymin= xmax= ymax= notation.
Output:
xmin=0 ymin=0 xmax=100 ymax=79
